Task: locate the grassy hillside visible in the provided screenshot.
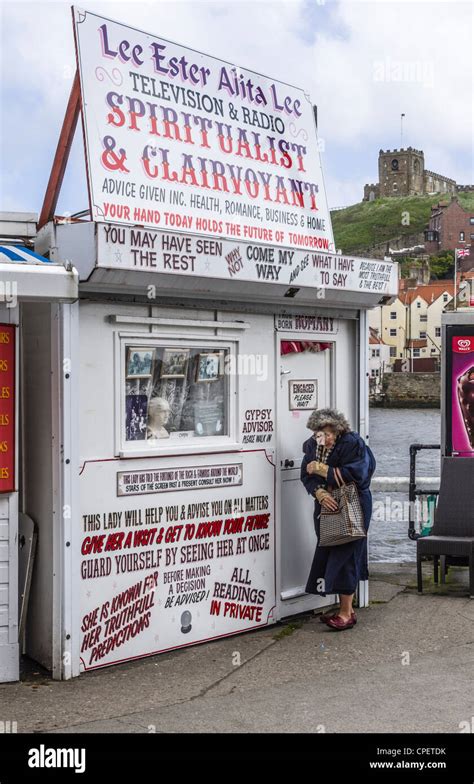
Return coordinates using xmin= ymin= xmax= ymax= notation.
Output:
xmin=330 ymin=192 xmax=474 ymax=255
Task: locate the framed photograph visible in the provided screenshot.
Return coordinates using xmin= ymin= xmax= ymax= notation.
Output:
xmin=125 ymin=394 xmax=148 ymax=441
xmin=126 ymin=348 xmax=154 ymax=378
xmin=160 ymin=348 xmax=190 ymax=379
xmin=195 ymin=352 xmax=221 ymax=382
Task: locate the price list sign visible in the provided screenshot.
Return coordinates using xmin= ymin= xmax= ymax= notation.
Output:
xmin=0 ymin=325 xmax=15 ymax=492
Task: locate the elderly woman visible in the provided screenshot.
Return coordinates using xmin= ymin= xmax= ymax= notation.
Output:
xmin=300 ymin=408 xmax=376 ymax=631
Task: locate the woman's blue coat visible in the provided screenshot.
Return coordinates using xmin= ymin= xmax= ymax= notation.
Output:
xmin=300 ymin=431 xmax=376 ymax=596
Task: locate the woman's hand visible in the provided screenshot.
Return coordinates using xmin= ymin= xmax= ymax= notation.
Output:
xmin=320 ymin=494 xmax=339 ymax=512
xmin=307 ymin=460 xmax=328 ymax=478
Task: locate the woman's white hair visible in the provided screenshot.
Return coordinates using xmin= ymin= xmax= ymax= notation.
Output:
xmin=306 ymin=408 xmax=351 ymax=435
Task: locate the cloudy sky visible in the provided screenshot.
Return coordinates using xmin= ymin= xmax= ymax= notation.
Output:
xmin=0 ymin=0 xmax=472 ymax=215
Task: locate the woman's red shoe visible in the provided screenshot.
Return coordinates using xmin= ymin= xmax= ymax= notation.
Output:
xmin=320 ymin=611 xmax=357 ymax=625
xmin=326 ymin=614 xmax=355 ymax=630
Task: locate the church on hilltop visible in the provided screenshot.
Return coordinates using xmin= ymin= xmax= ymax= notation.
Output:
xmin=363 ymin=148 xmax=472 ymax=201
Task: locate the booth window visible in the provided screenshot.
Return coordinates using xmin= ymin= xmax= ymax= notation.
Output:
xmin=123 ymin=342 xmax=231 ymax=447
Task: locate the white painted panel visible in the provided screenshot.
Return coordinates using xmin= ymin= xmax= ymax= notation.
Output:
xmin=0 ymin=629 xmax=8 ymax=644
xmin=0 ymin=565 xmax=7 ymax=583
xmin=0 ymin=499 xmax=9 ymax=519
xmin=0 ymin=586 xmax=8 ymax=605
xmin=0 ymin=608 xmax=8 ymax=626
xmin=334 ymin=319 xmax=358 ymax=428
xmin=0 ymin=522 xmax=8 ymax=540
xmin=0 ymin=542 xmax=8 ymax=562
xmin=0 ymin=643 xmax=19 ymax=682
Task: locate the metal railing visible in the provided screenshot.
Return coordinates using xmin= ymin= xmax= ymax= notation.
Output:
xmin=408 ymin=443 xmax=440 ymax=540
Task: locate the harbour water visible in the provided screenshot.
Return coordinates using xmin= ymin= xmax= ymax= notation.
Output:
xmin=368 ymin=407 xmax=441 ymax=562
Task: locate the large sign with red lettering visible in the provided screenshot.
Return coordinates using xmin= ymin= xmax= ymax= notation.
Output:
xmin=0 ymin=325 xmax=15 ymax=492
xmin=73 ymin=7 xmax=334 ymax=251
xmin=79 ymin=450 xmax=275 ymax=671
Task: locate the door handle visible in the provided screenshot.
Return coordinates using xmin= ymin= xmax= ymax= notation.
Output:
xmin=284 ymin=459 xmax=295 ymax=468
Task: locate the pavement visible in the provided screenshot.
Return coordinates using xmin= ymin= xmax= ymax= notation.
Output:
xmin=2 ymin=561 xmax=473 ymax=734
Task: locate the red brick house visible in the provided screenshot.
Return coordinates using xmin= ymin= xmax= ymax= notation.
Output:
xmin=424 ymin=196 xmax=474 ymax=263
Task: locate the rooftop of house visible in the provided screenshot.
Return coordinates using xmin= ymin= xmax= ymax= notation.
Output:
xmin=369 ymin=327 xmax=388 ymax=345
xmin=398 ymin=280 xmax=454 ymax=305
xmin=406 ymin=339 xmax=428 ymax=348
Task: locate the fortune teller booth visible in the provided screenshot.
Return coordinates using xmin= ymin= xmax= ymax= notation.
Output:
xmin=13 ymin=218 xmax=398 ymax=679
xmin=9 ymin=6 xmax=400 ymax=680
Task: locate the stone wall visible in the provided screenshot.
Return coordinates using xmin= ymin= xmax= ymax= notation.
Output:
xmin=377 ymin=372 xmax=440 ymax=408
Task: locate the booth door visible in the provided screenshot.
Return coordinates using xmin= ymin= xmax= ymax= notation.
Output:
xmin=278 ymin=340 xmax=337 ymax=614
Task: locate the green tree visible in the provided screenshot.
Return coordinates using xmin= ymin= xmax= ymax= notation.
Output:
xmin=429 ymin=250 xmax=455 ymax=279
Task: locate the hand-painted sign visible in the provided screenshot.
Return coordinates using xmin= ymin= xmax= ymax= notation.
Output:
xmin=0 ymin=325 xmax=15 ymax=493
xmin=275 ymin=313 xmax=339 ymax=332
xmin=73 ymin=7 xmax=334 ymax=250
xmin=80 ymin=451 xmax=275 ymax=670
xmin=117 ymin=463 xmax=243 ymax=496
xmin=97 ymin=224 xmax=398 ymax=294
xmin=289 ymin=379 xmax=317 ymax=410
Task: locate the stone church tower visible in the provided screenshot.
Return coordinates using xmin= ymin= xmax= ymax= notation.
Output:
xmin=378 ymin=147 xmax=425 ymax=197
xmin=363 ymin=148 xmax=466 ymax=201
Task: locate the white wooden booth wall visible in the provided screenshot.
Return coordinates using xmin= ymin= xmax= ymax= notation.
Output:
xmin=21 ymin=295 xmax=365 ymax=677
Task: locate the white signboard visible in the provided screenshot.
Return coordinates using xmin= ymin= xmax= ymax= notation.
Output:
xmin=97 ymin=224 xmax=398 ymax=294
xmin=117 ymin=463 xmax=243 ymax=496
xmin=289 ymin=379 xmax=318 ymax=410
xmin=73 ymin=7 xmax=334 ymax=251
xmin=275 ymin=313 xmax=338 ymax=333
xmin=80 ymin=452 xmax=275 ymax=670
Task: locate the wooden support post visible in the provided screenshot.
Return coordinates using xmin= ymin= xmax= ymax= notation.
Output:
xmin=38 ymin=71 xmax=81 ymax=229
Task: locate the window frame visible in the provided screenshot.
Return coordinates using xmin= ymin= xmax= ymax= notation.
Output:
xmin=115 ymin=331 xmax=240 ymax=457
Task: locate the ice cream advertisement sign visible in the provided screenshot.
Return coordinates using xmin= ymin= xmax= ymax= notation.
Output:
xmin=72 ymin=7 xmax=334 ymax=251
xmin=451 ymin=336 xmax=474 ymax=456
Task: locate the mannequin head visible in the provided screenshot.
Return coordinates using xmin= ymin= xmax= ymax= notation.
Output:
xmin=147 ymin=397 xmax=171 ymax=438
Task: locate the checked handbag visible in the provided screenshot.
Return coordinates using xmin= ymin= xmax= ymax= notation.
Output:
xmin=319 ymin=467 xmax=367 ymax=547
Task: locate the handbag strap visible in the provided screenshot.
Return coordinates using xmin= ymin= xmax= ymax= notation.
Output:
xmin=334 ymin=466 xmax=345 ymax=487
